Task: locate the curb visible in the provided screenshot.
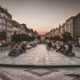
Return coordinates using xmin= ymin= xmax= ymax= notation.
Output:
xmin=0 ymin=64 xmax=80 ymax=68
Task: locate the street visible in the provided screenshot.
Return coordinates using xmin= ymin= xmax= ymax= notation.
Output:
xmin=0 ymin=44 xmax=80 ymax=65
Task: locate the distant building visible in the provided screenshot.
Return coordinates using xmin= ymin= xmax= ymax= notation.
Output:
xmin=21 ymin=24 xmax=29 ymax=35
xmin=12 ymin=20 xmax=21 ymax=35
xmin=54 ymin=28 xmax=60 ymax=36
xmin=59 ymin=24 xmax=65 ymax=35
xmin=0 ymin=6 xmax=12 ymax=41
xmin=64 ymin=17 xmax=74 ymax=37
xmin=33 ymin=31 xmax=38 ymax=38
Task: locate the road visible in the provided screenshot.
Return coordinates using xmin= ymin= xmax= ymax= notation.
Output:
xmin=0 ymin=44 xmax=80 ymax=65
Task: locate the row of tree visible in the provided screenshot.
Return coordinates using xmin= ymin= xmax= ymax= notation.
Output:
xmin=0 ymin=31 xmax=73 ymax=42
xmin=45 ymin=32 xmax=73 ymax=42
xmin=0 ymin=31 xmax=40 ymax=42
xmin=0 ymin=31 xmax=7 ymax=41
xmin=11 ymin=33 xmax=37 ymax=42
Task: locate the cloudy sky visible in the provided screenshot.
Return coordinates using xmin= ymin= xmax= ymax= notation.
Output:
xmin=0 ymin=0 xmax=80 ymax=34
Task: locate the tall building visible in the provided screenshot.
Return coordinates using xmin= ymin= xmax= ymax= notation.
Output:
xmin=0 ymin=6 xmax=12 ymax=41
xmin=64 ymin=17 xmax=74 ymax=37
xmin=73 ymin=14 xmax=80 ymax=41
xmin=64 ymin=14 xmax=80 ymax=41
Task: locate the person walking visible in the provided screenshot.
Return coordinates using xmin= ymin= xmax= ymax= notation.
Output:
xmin=47 ymin=41 xmax=52 ymax=50
xmin=67 ymin=41 xmax=73 ymax=53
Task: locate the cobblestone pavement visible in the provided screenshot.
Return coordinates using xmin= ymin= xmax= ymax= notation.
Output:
xmin=0 ymin=44 xmax=80 ymax=80
xmin=0 ymin=67 xmax=80 ymax=80
xmin=0 ymin=44 xmax=80 ymax=65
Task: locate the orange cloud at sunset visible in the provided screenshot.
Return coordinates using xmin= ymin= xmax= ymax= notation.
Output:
xmin=34 ymin=26 xmax=53 ymax=35
xmin=38 ymin=31 xmax=46 ymax=35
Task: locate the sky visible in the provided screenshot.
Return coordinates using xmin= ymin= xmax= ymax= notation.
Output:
xmin=0 ymin=0 xmax=80 ymax=35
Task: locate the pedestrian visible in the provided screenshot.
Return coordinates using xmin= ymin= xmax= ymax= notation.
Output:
xmin=47 ymin=40 xmax=52 ymax=50
xmin=67 ymin=41 xmax=73 ymax=53
xmin=56 ymin=41 xmax=61 ymax=52
xmin=21 ymin=44 xmax=26 ymax=52
xmin=57 ymin=41 xmax=64 ymax=52
xmin=64 ymin=42 xmax=69 ymax=54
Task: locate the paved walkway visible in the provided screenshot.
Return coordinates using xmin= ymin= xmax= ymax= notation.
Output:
xmin=0 ymin=67 xmax=80 ymax=80
xmin=0 ymin=44 xmax=80 ymax=65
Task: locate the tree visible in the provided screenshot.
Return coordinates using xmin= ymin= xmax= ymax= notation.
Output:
xmin=37 ymin=35 xmax=41 ymax=40
xmin=62 ymin=32 xmax=73 ymax=42
xmin=53 ymin=35 xmax=61 ymax=41
xmin=11 ymin=33 xmax=27 ymax=42
xmin=0 ymin=31 xmax=7 ymax=41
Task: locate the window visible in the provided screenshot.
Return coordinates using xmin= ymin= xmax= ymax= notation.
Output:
xmin=0 ymin=24 xmax=3 ymax=29
xmin=2 ymin=19 xmax=6 ymax=24
xmin=0 ymin=19 xmax=2 ymax=23
xmin=2 ymin=25 xmax=6 ymax=30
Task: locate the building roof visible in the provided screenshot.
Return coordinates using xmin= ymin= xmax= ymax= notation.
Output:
xmin=74 ymin=13 xmax=80 ymax=19
xmin=66 ymin=16 xmax=74 ymax=22
xmin=12 ymin=20 xmax=21 ymax=28
xmin=0 ymin=6 xmax=12 ymax=19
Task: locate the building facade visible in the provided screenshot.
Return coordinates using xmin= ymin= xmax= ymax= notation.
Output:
xmin=12 ymin=20 xmax=21 ymax=35
xmin=73 ymin=14 xmax=80 ymax=41
xmin=64 ymin=17 xmax=74 ymax=37
xmin=0 ymin=6 xmax=12 ymax=41
xmin=63 ymin=14 xmax=80 ymax=41
xmin=46 ymin=14 xmax=80 ymax=42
